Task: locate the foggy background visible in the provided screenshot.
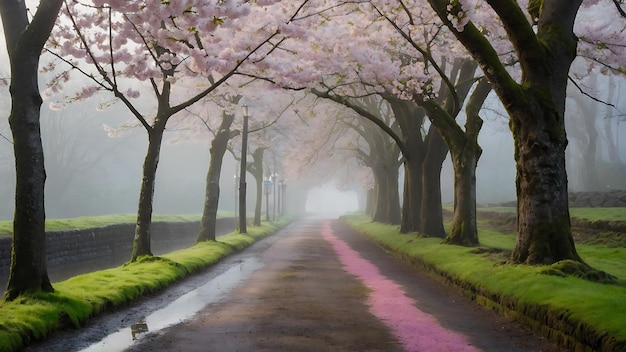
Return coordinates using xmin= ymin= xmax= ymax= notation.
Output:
xmin=0 ymin=62 xmax=625 ymax=221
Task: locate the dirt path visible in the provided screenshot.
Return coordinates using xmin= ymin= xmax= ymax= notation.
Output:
xmin=123 ymin=218 xmax=567 ymax=352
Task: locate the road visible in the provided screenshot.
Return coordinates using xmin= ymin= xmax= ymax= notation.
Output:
xmin=26 ymin=217 xmax=568 ymax=352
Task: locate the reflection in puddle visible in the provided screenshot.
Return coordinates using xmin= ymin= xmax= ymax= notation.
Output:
xmin=80 ymin=258 xmax=262 ymax=352
xmin=130 ymin=321 xmax=148 ymax=340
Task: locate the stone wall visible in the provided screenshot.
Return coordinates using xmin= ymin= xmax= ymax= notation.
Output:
xmin=568 ymin=190 xmax=626 ymax=207
xmin=0 ymin=219 xmax=234 ymax=286
xmin=494 ymin=190 xmax=626 ymax=208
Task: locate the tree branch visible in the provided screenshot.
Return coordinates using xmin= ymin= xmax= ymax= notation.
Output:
xmin=311 ymin=88 xmax=408 ymax=156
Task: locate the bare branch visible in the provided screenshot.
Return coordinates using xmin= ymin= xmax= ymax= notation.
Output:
xmin=568 ymin=76 xmax=617 ymax=109
xmin=0 ymin=132 xmax=13 ymax=145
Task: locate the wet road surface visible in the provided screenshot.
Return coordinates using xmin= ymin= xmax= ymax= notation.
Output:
xmin=26 ymin=217 xmax=568 ymax=352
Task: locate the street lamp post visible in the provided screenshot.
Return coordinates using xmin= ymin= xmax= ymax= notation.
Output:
xmin=234 ymin=172 xmax=239 ymax=231
xmin=271 ymin=173 xmax=278 ymax=221
xmin=238 ymin=104 xmax=249 ymax=233
xmin=263 ymin=176 xmax=272 ymax=221
xmin=277 ymin=179 xmax=282 ymax=216
xmin=281 ymin=182 xmax=287 ymax=215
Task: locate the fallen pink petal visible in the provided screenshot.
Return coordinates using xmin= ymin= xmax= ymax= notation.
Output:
xmin=321 ymin=221 xmax=480 ymax=352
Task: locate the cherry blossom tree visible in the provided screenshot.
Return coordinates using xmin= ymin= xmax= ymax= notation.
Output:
xmin=424 ymin=0 xmax=626 ymax=264
xmin=0 ymin=0 xmax=63 ymax=300
xmin=290 ymin=2 xmax=486 ymax=243
xmin=47 ymin=0 xmax=308 ymax=261
xmin=264 ymin=3 xmax=445 ymax=233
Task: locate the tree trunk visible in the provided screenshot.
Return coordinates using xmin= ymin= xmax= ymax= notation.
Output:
xmin=509 ymin=101 xmax=582 ymax=264
xmin=507 ymin=1 xmax=584 ymax=264
xmin=1 ymin=0 xmax=63 ymax=300
xmin=400 ymin=157 xmax=422 ymax=233
xmin=396 ymin=107 xmax=425 ymax=234
xmin=131 ymin=122 xmax=166 ymax=261
xmin=4 ymin=58 xmax=52 ymax=300
xmin=385 ymin=164 xmax=401 ymax=225
xmin=196 ymin=113 xmax=235 ymax=242
xmin=446 ymin=146 xmax=479 ymax=246
xmin=249 ymin=148 xmax=265 ymax=226
xmin=365 ymin=187 xmax=375 ymax=217
xmin=371 ymin=166 xmax=388 ymax=223
xmin=444 ymin=78 xmax=490 ymax=246
xmin=419 ymin=127 xmax=448 ymax=238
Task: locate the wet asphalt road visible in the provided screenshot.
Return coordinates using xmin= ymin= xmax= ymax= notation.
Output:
xmin=25 ymin=217 xmax=569 ymax=352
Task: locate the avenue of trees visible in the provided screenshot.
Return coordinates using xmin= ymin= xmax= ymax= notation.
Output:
xmin=1 ymin=0 xmax=625 ymax=299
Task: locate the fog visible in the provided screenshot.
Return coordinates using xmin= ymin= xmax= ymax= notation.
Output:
xmin=305 ymin=185 xmax=360 ymax=217
xmin=441 ymin=113 xmax=517 ymax=205
xmin=0 ymin=65 xmax=625 ymax=222
xmin=0 ymin=97 xmax=244 ymax=220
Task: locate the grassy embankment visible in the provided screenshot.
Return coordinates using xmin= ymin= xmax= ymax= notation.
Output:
xmin=342 ymin=210 xmax=626 ymax=352
xmin=0 ymin=214 xmax=288 ymax=352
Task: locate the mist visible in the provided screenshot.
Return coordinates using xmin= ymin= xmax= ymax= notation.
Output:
xmin=305 ymin=185 xmax=360 ymax=218
xmin=0 ymin=68 xmax=624 ymax=222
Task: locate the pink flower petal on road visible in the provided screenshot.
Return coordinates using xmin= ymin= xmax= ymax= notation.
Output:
xmin=321 ymin=221 xmax=480 ymax=352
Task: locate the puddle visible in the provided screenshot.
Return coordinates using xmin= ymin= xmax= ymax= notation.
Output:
xmin=79 ymin=257 xmax=263 ymax=352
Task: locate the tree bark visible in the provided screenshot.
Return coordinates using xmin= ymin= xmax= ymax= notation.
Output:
xmin=509 ymin=98 xmax=582 ymax=263
xmin=131 ymin=120 xmax=166 ymax=261
xmin=371 ymin=166 xmax=388 ymax=223
xmin=1 ymin=0 xmax=63 ymax=300
xmin=400 ymin=156 xmax=423 ymax=233
xmin=196 ymin=112 xmax=236 ymax=242
xmin=420 ymin=127 xmax=448 ymax=238
xmin=385 ymin=98 xmax=425 ymax=234
xmin=447 ymin=148 xmax=479 ymax=246
xmin=384 ymin=164 xmax=401 ymax=225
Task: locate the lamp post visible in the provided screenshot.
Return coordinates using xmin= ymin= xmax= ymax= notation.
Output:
xmin=238 ymin=104 xmax=249 ymax=233
xmin=234 ymin=172 xmax=239 ymax=231
xmin=281 ymin=181 xmax=287 ymax=215
xmin=277 ymin=179 xmax=282 ymax=216
xmin=272 ymin=173 xmax=278 ymax=221
xmin=263 ymin=176 xmax=272 ymax=221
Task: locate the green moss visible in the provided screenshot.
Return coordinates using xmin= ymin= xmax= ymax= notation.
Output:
xmin=0 ymin=216 xmax=294 ymax=351
xmin=540 ymin=259 xmax=617 ymax=284
xmin=342 ymin=213 xmax=626 ymax=350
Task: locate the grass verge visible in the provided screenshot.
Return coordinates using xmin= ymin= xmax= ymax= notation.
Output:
xmin=0 ymin=217 xmax=290 ymax=352
xmin=342 ymin=213 xmax=626 ymax=352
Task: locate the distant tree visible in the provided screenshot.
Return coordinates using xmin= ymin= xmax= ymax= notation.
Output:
xmin=0 ymin=0 xmax=63 ymax=300
xmin=195 ymin=108 xmax=239 ymax=242
xmin=566 ymin=83 xmax=602 ymax=191
xmin=316 ymin=95 xmax=402 ymax=224
xmin=41 ymin=107 xmax=128 ymax=217
xmin=347 ymin=97 xmax=402 ymax=224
